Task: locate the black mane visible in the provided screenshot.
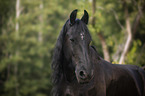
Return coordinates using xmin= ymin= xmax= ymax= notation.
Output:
xmin=51 ymin=20 xmax=68 ymax=95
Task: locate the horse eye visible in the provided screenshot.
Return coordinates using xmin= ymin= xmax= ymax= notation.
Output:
xmin=70 ymin=39 xmax=74 ymax=42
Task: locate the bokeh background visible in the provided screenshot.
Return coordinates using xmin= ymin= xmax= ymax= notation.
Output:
xmin=0 ymin=0 xmax=145 ymax=96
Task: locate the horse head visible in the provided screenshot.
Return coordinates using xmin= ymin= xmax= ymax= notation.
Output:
xmin=63 ymin=10 xmax=95 ymax=83
xmin=52 ymin=9 xmax=97 ymax=85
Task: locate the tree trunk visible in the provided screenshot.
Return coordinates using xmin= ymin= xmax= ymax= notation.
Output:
xmin=91 ymin=0 xmax=110 ymax=61
xmin=92 ymin=0 xmax=96 ymax=27
xmin=38 ymin=0 xmax=43 ymax=42
xmin=98 ymin=33 xmax=110 ymax=61
xmin=132 ymin=2 xmax=145 ymax=36
xmin=15 ymin=0 xmax=20 ymax=95
xmin=16 ymin=0 xmax=20 ymax=39
xmin=135 ymin=43 xmax=145 ymax=64
xmin=119 ymin=1 xmax=132 ymax=64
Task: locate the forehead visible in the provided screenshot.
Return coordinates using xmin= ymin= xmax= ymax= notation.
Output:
xmin=67 ymin=20 xmax=89 ymax=36
xmin=65 ymin=19 xmax=92 ymax=42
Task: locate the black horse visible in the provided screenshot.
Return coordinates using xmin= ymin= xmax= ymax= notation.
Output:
xmin=52 ymin=9 xmax=145 ymax=96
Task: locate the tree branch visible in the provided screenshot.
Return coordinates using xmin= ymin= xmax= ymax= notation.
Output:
xmin=111 ymin=9 xmax=125 ymax=30
xmin=119 ymin=1 xmax=132 ymax=64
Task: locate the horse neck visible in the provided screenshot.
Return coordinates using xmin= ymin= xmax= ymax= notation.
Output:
xmin=89 ymin=46 xmax=102 ymax=70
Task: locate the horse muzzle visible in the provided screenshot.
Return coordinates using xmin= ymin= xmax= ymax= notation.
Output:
xmin=75 ymin=69 xmax=94 ymax=84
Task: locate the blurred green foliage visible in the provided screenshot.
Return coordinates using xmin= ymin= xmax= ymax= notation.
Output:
xmin=0 ymin=0 xmax=145 ymax=96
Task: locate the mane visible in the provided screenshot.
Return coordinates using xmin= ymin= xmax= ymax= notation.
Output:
xmin=91 ymin=45 xmax=101 ymax=56
xmin=51 ymin=20 xmax=68 ymax=95
xmin=91 ymin=45 xmax=98 ymax=53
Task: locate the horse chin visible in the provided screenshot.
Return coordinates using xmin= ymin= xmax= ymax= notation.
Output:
xmin=77 ymin=75 xmax=94 ymax=84
xmin=78 ymin=79 xmax=89 ymax=84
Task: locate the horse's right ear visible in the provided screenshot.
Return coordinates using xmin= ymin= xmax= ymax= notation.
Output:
xmin=70 ymin=9 xmax=78 ymax=25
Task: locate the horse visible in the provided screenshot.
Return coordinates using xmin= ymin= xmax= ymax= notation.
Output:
xmin=51 ymin=9 xmax=145 ymax=96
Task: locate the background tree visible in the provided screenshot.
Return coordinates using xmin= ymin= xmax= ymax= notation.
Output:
xmin=0 ymin=0 xmax=145 ymax=96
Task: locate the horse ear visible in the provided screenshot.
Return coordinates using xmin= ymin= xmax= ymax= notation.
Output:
xmin=81 ymin=10 xmax=89 ymax=24
xmin=70 ymin=9 xmax=78 ymax=25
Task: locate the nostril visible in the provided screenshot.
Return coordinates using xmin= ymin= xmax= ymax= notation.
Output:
xmin=80 ymin=71 xmax=84 ymax=76
xmin=79 ymin=71 xmax=86 ymax=79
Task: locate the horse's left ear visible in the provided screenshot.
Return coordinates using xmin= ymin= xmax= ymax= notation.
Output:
xmin=81 ymin=10 xmax=89 ymax=24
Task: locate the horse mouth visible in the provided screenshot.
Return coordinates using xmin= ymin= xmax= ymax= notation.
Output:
xmin=79 ymin=79 xmax=89 ymax=84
